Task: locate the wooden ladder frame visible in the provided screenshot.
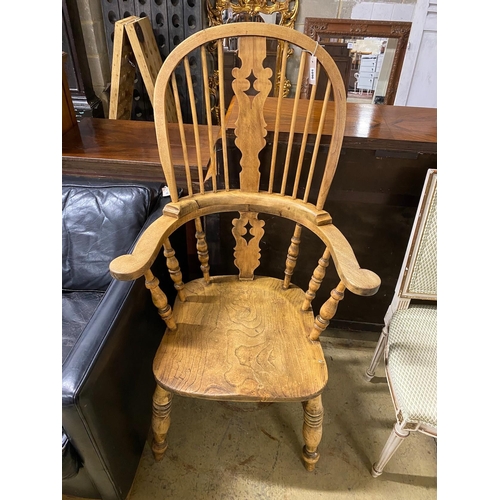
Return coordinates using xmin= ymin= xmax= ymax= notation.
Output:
xmin=109 ymin=16 xmax=175 ymax=121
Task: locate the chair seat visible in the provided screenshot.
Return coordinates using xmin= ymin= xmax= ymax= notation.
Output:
xmin=387 ymin=306 xmax=437 ymax=428
xmin=153 ymin=276 xmax=328 ymax=402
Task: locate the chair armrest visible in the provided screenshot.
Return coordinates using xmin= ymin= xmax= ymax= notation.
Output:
xmin=62 ymin=191 xmax=182 ymax=500
xmin=317 ymin=223 xmax=380 ymax=296
xmin=110 ymin=194 xmax=380 ymax=297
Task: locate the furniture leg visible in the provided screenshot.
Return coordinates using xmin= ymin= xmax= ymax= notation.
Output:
xmin=302 ymin=395 xmax=323 ymax=471
xmin=151 ymin=385 xmax=173 ymax=461
xmin=371 ymin=421 xmax=410 ymax=477
xmin=364 ymin=325 xmax=388 ymax=381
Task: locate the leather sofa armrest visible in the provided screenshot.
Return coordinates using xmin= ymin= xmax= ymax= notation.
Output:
xmin=62 ymin=430 xmax=80 ymax=480
xmin=62 ymin=193 xmax=187 ymax=500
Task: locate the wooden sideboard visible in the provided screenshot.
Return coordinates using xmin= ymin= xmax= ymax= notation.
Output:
xmin=63 ymin=101 xmax=435 ymax=179
xmin=62 ymin=102 xmax=436 ymax=335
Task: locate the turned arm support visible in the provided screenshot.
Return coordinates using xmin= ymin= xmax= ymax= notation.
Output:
xmin=109 ymin=193 xmax=380 ymax=297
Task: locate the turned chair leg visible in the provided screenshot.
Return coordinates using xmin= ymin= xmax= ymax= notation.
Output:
xmin=364 ymin=326 xmax=388 ymax=382
xmin=151 ymin=384 xmax=173 ymax=461
xmin=302 ymin=395 xmax=324 ymax=471
xmin=371 ymin=421 xmax=410 ymax=477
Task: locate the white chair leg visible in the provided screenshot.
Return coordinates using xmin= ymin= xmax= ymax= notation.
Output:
xmin=364 ymin=326 xmax=388 ymax=381
xmin=371 ymin=421 xmax=410 ymax=477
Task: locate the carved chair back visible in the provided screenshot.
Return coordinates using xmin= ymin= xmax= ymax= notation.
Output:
xmin=152 ymin=22 xmax=354 ymax=288
xmin=154 ymin=22 xmax=346 ymax=209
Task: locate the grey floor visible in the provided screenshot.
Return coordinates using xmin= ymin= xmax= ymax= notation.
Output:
xmin=65 ymin=333 xmax=437 ymax=500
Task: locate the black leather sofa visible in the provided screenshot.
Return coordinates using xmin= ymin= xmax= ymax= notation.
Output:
xmin=62 ymin=177 xmax=185 ymax=499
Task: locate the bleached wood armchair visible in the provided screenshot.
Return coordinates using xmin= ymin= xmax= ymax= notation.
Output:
xmin=109 ymin=22 xmax=380 ymax=472
xmin=364 ymin=168 xmax=437 ymax=477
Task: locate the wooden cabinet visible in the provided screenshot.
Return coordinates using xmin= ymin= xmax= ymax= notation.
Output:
xmin=356 ymin=54 xmax=379 ymax=91
xmin=317 ymin=42 xmax=350 ymax=97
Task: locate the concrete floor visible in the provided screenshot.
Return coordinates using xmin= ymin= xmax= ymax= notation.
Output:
xmin=65 ymin=334 xmax=437 ymax=500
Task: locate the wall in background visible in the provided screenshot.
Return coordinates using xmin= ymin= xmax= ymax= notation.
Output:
xmin=68 ymin=0 xmax=438 ymax=115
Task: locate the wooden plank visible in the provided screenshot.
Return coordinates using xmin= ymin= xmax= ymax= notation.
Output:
xmin=124 ymin=16 xmax=176 ymax=122
xmin=108 ymin=17 xmax=138 ymax=120
xmin=125 ymin=16 xmax=162 ymax=102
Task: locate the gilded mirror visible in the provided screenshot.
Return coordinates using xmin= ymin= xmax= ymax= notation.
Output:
xmin=302 ymin=18 xmax=411 ymax=105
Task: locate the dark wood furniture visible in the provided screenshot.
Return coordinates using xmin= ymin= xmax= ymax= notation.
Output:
xmin=62 ymin=118 xmax=219 ymax=186
xmin=318 ymin=42 xmax=351 ymax=96
xmin=62 ymin=102 xmax=436 ymax=179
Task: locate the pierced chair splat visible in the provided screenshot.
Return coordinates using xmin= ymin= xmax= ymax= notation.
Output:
xmin=109 ymin=22 xmax=381 ymax=472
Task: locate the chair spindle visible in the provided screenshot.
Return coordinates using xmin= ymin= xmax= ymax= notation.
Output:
xmin=144 ymin=269 xmax=177 ymax=330
xmin=163 ymin=238 xmax=186 ymax=302
xmin=170 ymin=74 xmax=193 ymax=196
xmin=217 ymin=39 xmax=230 ymax=191
xmin=302 ymin=248 xmax=330 ymax=311
xmin=194 ymin=217 xmax=210 ymax=282
xmin=283 ymin=223 xmax=302 ymax=289
xmin=280 ymin=50 xmax=307 ymax=195
xmin=268 ymin=40 xmax=289 ymax=193
xmin=201 ymin=44 xmax=217 ymax=193
xmin=183 ymin=55 xmax=205 ymax=194
xmin=292 ymin=65 xmax=320 ymax=199
xmin=309 ymin=282 xmax=345 ymax=340
xmin=303 ymin=81 xmax=331 ymax=203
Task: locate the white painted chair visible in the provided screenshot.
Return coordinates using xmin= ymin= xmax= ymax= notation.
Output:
xmin=364 ymin=168 xmax=437 ymax=477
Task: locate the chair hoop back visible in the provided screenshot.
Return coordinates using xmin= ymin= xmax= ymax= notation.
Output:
xmin=153 ymin=22 xmax=347 ymax=210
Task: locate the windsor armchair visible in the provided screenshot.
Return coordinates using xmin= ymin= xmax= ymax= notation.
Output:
xmin=109 ymin=22 xmax=380 ymax=471
xmin=364 ymin=168 xmax=437 ymax=477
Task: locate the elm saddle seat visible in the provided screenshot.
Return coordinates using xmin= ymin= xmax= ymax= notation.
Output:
xmin=62 ymin=177 xmax=186 ymax=500
xmin=109 ymin=23 xmax=381 ymax=472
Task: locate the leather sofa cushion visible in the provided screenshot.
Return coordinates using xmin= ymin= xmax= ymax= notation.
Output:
xmin=62 ymin=290 xmax=104 ymax=364
xmin=62 ymin=184 xmax=154 ymax=291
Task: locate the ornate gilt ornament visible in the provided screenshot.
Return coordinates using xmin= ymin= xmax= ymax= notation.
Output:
xmin=207 ymin=0 xmax=298 ymax=28
xmin=206 ymin=0 xmax=298 ymax=103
